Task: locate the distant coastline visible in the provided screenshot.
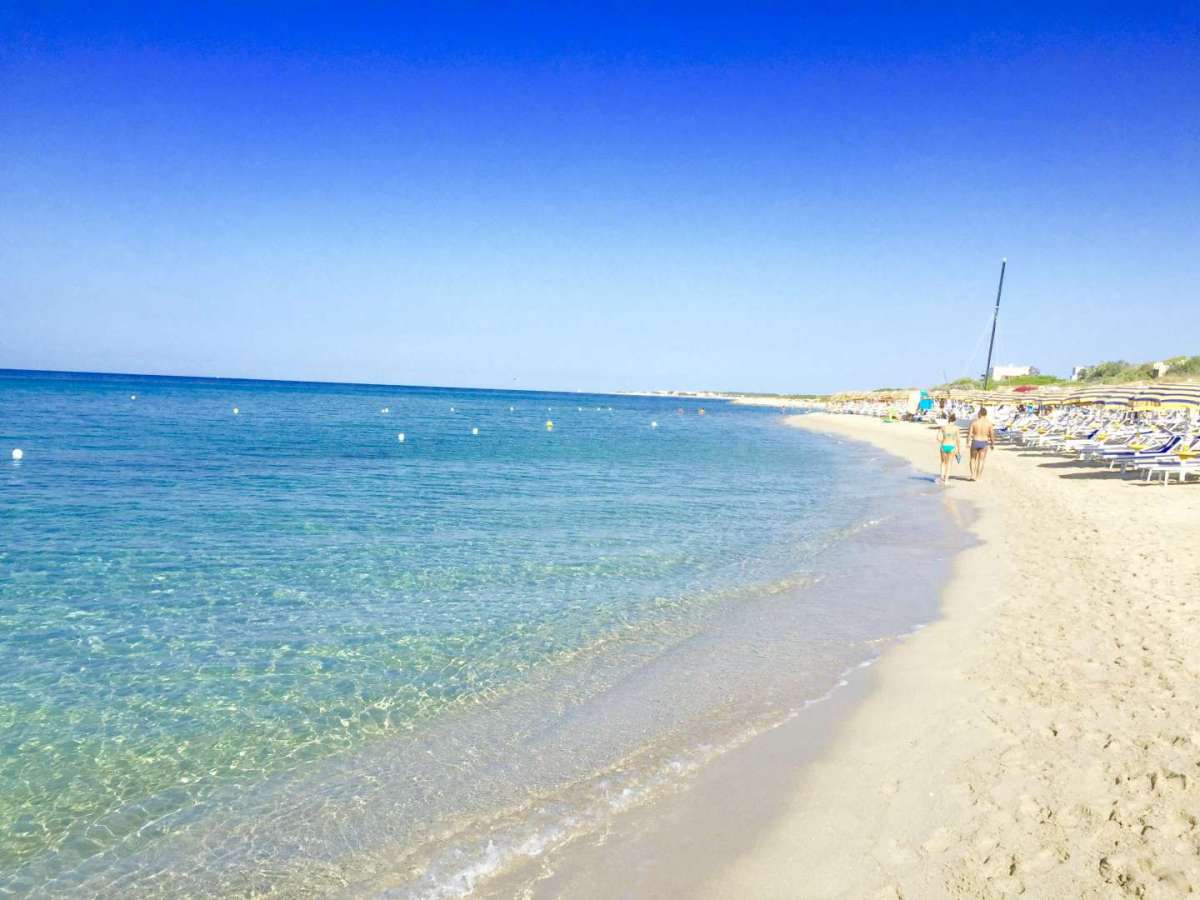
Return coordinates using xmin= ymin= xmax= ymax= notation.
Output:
xmin=619 ymin=389 xmax=829 ymax=409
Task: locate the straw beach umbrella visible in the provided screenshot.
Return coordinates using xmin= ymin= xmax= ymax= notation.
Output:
xmin=1131 ymin=386 xmax=1170 ymax=411
xmin=969 ymin=390 xmax=1014 ymax=406
xmin=1032 ymin=386 xmax=1071 ymax=407
xmin=1064 ymin=386 xmax=1143 ymax=407
xmin=1149 ymin=383 xmax=1200 ymax=410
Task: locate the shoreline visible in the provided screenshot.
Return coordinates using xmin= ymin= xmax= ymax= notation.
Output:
xmin=486 ymin=410 xmax=1200 ymax=898
xmin=477 ymin=413 xmax=970 ymax=898
xmin=702 ymin=412 xmax=1200 ymax=897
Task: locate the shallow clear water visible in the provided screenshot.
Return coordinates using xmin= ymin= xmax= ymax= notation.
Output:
xmin=0 ymin=371 xmax=959 ymax=896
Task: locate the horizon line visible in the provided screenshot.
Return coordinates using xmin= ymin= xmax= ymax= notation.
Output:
xmin=0 ymin=366 xmax=814 ymax=399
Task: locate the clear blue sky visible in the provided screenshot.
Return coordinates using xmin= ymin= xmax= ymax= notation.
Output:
xmin=2 ymin=3 xmax=1197 ymax=393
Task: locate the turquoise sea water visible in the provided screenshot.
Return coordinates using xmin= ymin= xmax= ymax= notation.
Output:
xmin=0 ymin=371 xmax=959 ymax=896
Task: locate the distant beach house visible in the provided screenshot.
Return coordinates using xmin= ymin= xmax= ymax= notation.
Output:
xmin=1071 ymin=366 xmax=1088 ymax=381
xmin=988 ymin=364 xmax=1039 ymax=382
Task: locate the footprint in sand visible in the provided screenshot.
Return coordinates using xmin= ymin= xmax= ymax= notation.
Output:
xmin=1022 ymin=846 xmax=1066 ymax=874
xmin=921 ymin=827 xmax=954 ymax=854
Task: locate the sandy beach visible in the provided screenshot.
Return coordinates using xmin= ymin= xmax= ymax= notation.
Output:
xmin=482 ymin=408 xmax=1199 ymax=899
xmin=701 ymin=412 xmax=1200 ymax=898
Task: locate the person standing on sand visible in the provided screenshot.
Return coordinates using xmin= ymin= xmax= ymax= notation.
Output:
xmin=934 ymin=399 xmax=948 ymax=428
xmin=937 ymin=413 xmax=960 ymax=485
xmin=968 ymin=407 xmax=996 ymax=481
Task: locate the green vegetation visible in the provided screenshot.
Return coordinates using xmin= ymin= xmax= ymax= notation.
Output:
xmin=1074 ymin=355 xmax=1199 ymax=383
xmin=933 ymin=374 xmax=1064 ymax=389
xmin=930 ymin=355 xmax=1199 ymax=391
xmin=999 ymin=374 xmax=1068 ymax=386
xmin=933 ymin=377 xmax=981 ymax=390
xmin=1164 ymin=355 xmax=1200 ymax=377
xmin=1077 ymin=360 xmax=1155 ymax=383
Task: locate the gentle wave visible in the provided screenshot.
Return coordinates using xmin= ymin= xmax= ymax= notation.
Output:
xmin=0 ymin=373 xmax=959 ymax=895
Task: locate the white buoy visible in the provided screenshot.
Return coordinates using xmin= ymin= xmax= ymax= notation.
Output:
xmin=11 ymin=448 xmax=23 ymax=461
xmin=450 ymin=406 xmax=455 ymax=412
xmin=578 ymin=406 xmax=582 ymax=411
xmin=381 ymin=407 xmax=390 ymax=414
xmin=130 ymin=394 xmax=137 ymax=401
xmin=650 ymin=421 xmax=658 ymax=428
xmin=398 ymin=432 xmax=406 ymax=443
xmin=509 ymin=406 xmax=514 ymax=412
xmin=471 ymin=427 xmax=479 ymax=436
xmin=233 ymin=407 xmax=239 ymax=415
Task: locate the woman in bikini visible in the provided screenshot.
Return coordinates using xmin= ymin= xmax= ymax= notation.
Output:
xmin=937 ymin=412 xmax=960 ymax=485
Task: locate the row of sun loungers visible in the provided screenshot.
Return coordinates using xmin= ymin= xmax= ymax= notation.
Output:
xmin=992 ymin=407 xmax=1200 ymax=485
xmin=833 ymin=399 xmax=1199 ymax=486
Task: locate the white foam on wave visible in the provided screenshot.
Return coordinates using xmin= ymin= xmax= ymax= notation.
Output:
xmin=400 ymin=650 xmax=893 ymax=899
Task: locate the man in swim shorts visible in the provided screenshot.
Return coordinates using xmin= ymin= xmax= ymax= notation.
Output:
xmin=968 ymin=407 xmax=996 ymax=481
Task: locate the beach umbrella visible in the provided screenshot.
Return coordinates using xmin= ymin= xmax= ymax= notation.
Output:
xmin=1131 ymin=386 xmax=1170 ymax=411
xmin=976 ymin=391 xmax=1014 ymax=405
xmin=1063 ymin=385 xmax=1137 ymax=407
xmin=1149 ymin=383 xmax=1200 ymax=409
xmin=1037 ymin=394 xmax=1068 ymax=407
xmin=1062 ymin=387 xmax=1110 ymax=405
xmin=1025 ymin=386 xmax=1069 ymax=407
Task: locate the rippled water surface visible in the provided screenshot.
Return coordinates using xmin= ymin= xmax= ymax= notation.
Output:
xmin=0 ymin=371 xmax=956 ymax=896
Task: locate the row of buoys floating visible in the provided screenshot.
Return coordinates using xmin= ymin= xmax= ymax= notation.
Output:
xmin=9 ymin=411 xmax=672 ymax=462
xmin=123 ymin=398 xmax=623 ymax=417
xmin=10 ymin=405 xmax=681 ymax=462
xmin=103 ymin=396 xmax=681 ymax=452
xmin=388 ymin=418 xmax=670 ymax=439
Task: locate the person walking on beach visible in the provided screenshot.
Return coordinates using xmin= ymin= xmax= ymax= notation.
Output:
xmin=937 ymin=413 xmax=960 ymax=485
xmin=968 ymin=407 xmax=996 ymax=481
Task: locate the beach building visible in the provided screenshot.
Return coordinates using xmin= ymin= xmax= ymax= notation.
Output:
xmin=988 ymin=364 xmax=1038 ymax=382
xmin=1071 ymin=365 xmax=1088 ymax=381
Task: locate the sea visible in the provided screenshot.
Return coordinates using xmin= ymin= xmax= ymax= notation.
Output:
xmin=0 ymin=370 xmax=963 ymax=897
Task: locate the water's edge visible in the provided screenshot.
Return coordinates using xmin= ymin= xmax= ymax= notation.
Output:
xmin=369 ymin=419 xmax=980 ymax=898
xmin=465 ymin=419 xmax=980 ymax=899
xmin=1 ymin=384 xmax=971 ymax=897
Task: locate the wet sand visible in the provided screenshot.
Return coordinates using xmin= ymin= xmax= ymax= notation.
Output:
xmin=702 ymin=412 xmax=1200 ymax=898
xmin=482 ymin=411 xmax=1200 ymax=898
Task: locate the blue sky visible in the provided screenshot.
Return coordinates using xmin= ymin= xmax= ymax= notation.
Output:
xmin=2 ymin=4 xmax=1197 ymax=393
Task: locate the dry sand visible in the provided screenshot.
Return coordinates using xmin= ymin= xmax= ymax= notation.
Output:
xmin=729 ymin=396 xmax=827 ymax=409
xmin=702 ymin=412 xmax=1200 ymax=898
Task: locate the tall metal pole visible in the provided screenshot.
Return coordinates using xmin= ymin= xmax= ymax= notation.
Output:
xmin=982 ymin=258 xmax=1007 ymax=390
